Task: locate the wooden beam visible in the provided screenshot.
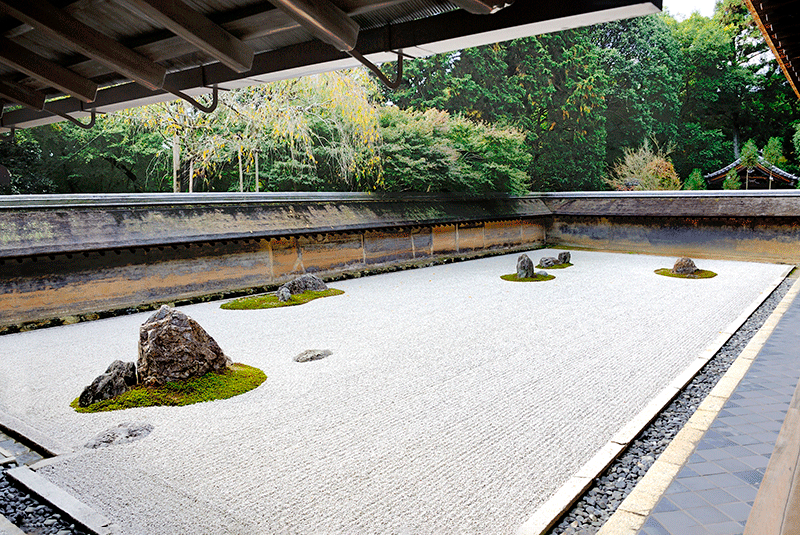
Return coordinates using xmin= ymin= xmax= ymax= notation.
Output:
xmin=0 ymin=0 xmax=166 ymax=90
xmin=0 ymin=79 xmax=45 ymax=110
xmin=0 ymin=37 xmax=98 ymax=102
xmin=266 ymin=0 xmax=359 ymax=52
xmin=124 ymin=0 xmax=254 ymax=73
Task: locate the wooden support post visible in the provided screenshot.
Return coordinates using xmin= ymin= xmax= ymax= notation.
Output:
xmin=172 ymin=134 xmax=179 ymax=193
xmin=254 ymin=150 xmax=259 ymax=193
xmin=188 ymin=160 xmax=193 ymax=193
xmin=238 ymin=145 xmax=243 ymax=192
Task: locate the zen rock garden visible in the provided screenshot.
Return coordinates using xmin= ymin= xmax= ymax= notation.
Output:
xmin=538 ymin=251 xmax=572 ymax=269
xmin=78 ymin=305 xmax=232 ymax=407
xmin=505 ymin=251 xmax=573 ymax=282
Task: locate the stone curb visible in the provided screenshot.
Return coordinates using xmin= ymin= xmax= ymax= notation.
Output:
xmin=0 ymin=514 xmax=26 ymax=535
xmin=6 ymin=466 xmax=119 ymax=535
xmin=515 ymin=265 xmax=795 ymax=535
xmin=0 ymin=411 xmax=73 ymax=458
xmin=0 ymin=445 xmax=16 ymax=466
xmin=596 ymin=272 xmax=800 ymax=535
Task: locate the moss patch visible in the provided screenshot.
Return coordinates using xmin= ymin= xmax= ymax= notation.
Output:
xmin=220 ymin=288 xmax=344 ymax=310
xmin=654 ymin=268 xmax=717 ymax=279
xmin=535 ymin=262 xmax=572 ymax=270
xmin=71 ymin=363 xmax=266 ymax=413
xmin=501 ymin=273 xmax=555 ymax=282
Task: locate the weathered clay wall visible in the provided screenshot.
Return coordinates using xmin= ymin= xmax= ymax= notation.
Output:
xmin=3 ymin=191 xmax=800 ymax=331
xmin=541 ymin=192 xmax=800 ymax=264
xmin=0 ymin=213 xmax=546 ymax=329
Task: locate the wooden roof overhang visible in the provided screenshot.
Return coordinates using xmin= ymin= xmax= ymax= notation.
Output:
xmin=745 ymin=0 xmax=800 ymax=100
xmin=0 ymin=0 xmax=661 ymax=132
xmin=705 ymin=157 xmax=800 ymax=188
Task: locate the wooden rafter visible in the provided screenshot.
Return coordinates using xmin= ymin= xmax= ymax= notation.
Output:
xmin=0 ymin=79 xmax=46 ymax=110
xmin=0 ymin=36 xmax=98 ymax=102
xmin=0 ymin=0 xmax=166 ymax=90
xmin=123 ymin=0 xmax=254 ymax=73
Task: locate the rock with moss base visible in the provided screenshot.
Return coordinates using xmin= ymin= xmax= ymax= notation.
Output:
xmin=138 ymin=305 xmax=231 ymax=387
xmin=558 ymin=251 xmax=571 ymax=264
xmin=78 ymin=360 xmax=137 ymax=407
xmin=539 ymin=256 xmax=559 ymax=268
xmin=673 ymin=257 xmax=698 ymax=275
xmin=279 ymin=274 xmax=328 ymax=296
xmin=517 ymin=254 xmax=535 ymax=279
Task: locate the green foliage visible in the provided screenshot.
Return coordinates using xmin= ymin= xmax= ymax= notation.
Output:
xmin=684 ymin=168 xmax=707 ymax=190
xmin=654 ymin=268 xmax=717 ymax=279
xmin=0 ymin=132 xmax=56 ymax=194
xmin=500 ymin=273 xmax=555 ymax=282
xmin=762 ymin=137 xmax=785 ymax=168
xmin=71 ymin=364 xmax=266 ymax=413
xmin=378 ymin=107 xmax=530 ymax=194
xmin=722 ymin=168 xmax=742 ymax=189
xmin=740 ymin=139 xmax=759 ymax=168
xmin=221 ymin=288 xmax=344 ymax=310
xmin=605 ymin=141 xmax=681 ymax=190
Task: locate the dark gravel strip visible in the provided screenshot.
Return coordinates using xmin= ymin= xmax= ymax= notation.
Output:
xmin=545 ymin=277 xmax=794 ymax=535
xmin=1 ymin=447 xmax=90 ymax=535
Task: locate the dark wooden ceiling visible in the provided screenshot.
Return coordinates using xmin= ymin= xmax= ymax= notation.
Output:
xmin=0 ymin=0 xmax=661 ymax=132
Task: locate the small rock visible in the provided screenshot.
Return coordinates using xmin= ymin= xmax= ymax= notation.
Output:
xmin=538 ymin=271 xmax=548 ymax=277
xmin=539 ymin=256 xmax=559 ymax=268
xmin=277 ymin=287 xmax=291 ymax=302
xmin=78 ymin=360 xmax=137 ymax=408
xmin=558 ymin=251 xmax=571 ymax=264
xmin=294 ymin=349 xmax=332 ymax=363
xmin=672 ymin=257 xmax=698 ymax=275
xmin=516 ymin=254 xmax=535 ymax=278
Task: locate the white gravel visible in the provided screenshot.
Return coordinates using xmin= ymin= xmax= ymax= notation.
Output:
xmin=0 ymin=250 xmax=789 ymax=535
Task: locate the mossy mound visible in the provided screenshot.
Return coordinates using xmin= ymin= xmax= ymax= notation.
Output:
xmin=535 ymin=262 xmax=572 ymax=270
xmin=221 ymin=288 xmax=344 ymax=310
xmin=71 ymin=363 xmax=266 ymax=413
xmin=654 ymin=268 xmax=717 ymax=279
xmin=501 ymin=273 xmax=555 ymax=282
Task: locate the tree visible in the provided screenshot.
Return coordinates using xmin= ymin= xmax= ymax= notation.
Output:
xmin=722 ymin=168 xmax=742 ymax=189
xmin=0 ymin=131 xmax=56 ymax=194
xmin=684 ymin=168 xmax=707 ymax=190
xmin=592 ymin=15 xmax=683 ymax=168
xmin=605 ymin=140 xmax=681 ymax=190
xmin=378 ymin=106 xmax=530 ymax=194
xmin=740 ymin=138 xmax=759 ymax=189
xmin=762 ymin=136 xmax=785 ymax=189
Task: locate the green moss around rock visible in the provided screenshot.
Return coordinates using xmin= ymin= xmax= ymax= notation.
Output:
xmin=654 ymin=268 xmax=717 ymax=279
xmin=535 ymin=262 xmax=572 ymax=270
xmin=501 ymin=273 xmax=555 ymax=282
xmin=220 ymin=288 xmax=344 ymax=310
xmin=71 ymin=363 xmax=266 ymax=413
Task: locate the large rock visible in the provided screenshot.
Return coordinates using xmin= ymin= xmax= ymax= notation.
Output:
xmin=558 ymin=251 xmax=571 ymax=264
xmin=539 ymin=256 xmax=559 ymax=268
xmin=516 ymin=254 xmax=535 ymax=278
xmin=279 ymin=273 xmax=328 ymax=296
xmin=673 ymin=257 xmax=698 ymax=275
xmin=78 ymin=360 xmax=137 ymax=407
xmin=138 ymin=305 xmax=231 ymax=387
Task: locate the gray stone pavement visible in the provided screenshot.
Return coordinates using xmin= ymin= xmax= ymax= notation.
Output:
xmin=0 ymin=250 xmax=790 ymax=535
xmin=637 ymin=278 xmax=800 ymax=535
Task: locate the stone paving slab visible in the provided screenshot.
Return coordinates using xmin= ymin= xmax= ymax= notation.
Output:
xmin=0 ymin=250 xmax=789 ymax=535
xmin=634 ymin=277 xmax=800 ymax=535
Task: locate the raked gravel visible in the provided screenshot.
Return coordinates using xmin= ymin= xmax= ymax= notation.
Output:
xmin=0 ymin=250 xmax=790 ymax=535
